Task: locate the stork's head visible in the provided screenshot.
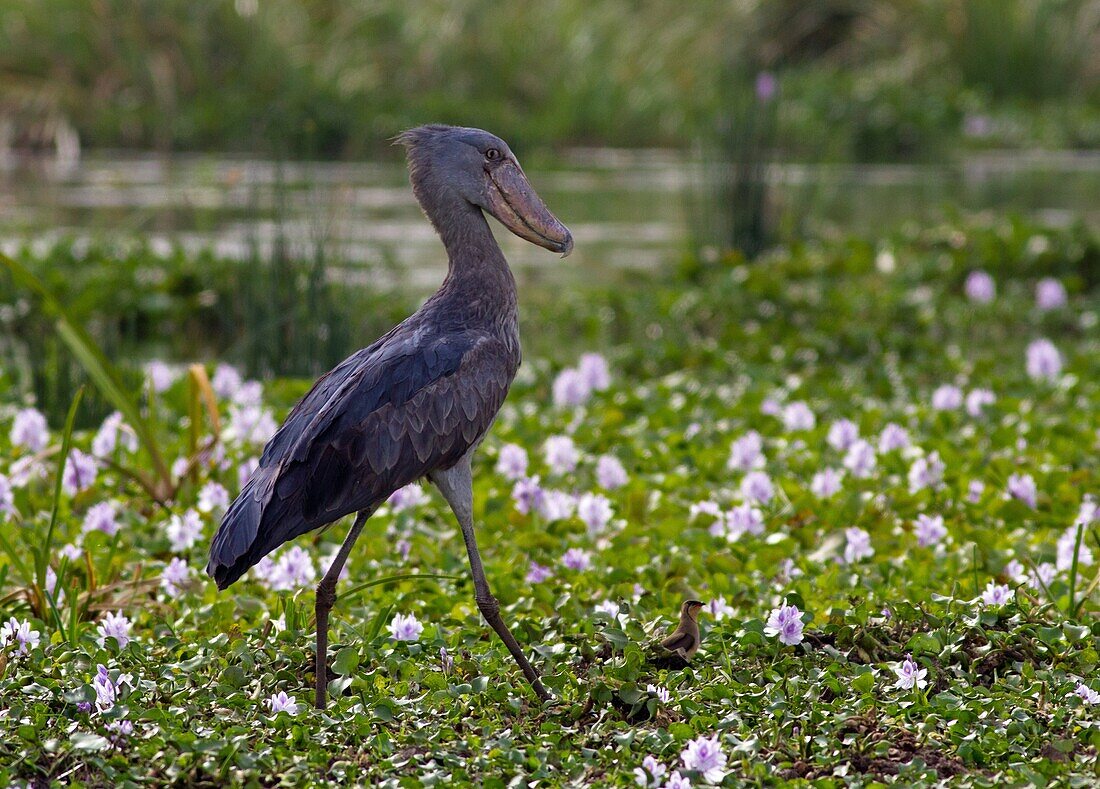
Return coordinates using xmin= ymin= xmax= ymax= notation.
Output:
xmin=396 ymin=125 xmax=573 ymax=257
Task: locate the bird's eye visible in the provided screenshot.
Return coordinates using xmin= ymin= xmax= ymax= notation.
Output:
xmin=485 ymin=148 xmax=501 ymax=161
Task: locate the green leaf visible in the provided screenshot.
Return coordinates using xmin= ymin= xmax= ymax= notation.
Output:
xmin=332 ymin=647 xmax=359 ymax=677
xmin=70 ymin=732 xmax=110 ymax=752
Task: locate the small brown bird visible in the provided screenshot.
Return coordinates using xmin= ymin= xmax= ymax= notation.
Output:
xmin=658 ymin=599 xmax=706 ymax=663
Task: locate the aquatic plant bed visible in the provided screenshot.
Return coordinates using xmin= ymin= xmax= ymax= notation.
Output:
xmin=0 ymin=217 xmax=1098 ymax=786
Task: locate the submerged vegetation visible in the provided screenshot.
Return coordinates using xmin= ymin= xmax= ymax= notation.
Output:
xmin=0 ymin=216 xmax=1097 ymax=784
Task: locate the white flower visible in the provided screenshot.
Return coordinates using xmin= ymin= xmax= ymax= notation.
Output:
xmin=389 ymin=612 xmax=423 ymax=641
xmin=1026 ymin=339 xmax=1063 ymax=382
xmin=543 ymin=435 xmax=579 ymax=475
xmin=727 ymin=431 xmax=765 ymax=471
xmin=166 ymin=509 xmax=204 ymax=552
xmin=843 ymin=528 xmax=873 ymax=563
xmin=596 ymin=454 xmax=628 ymax=489
xmin=827 ymin=419 xmax=859 ymax=451
xmin=893 ymin=654 xmax=928 ymax=690
xmin=576 ymin=492 xmax=613 ymax=534
xmin=495 ymin=443 xmax=528 ymax=481
xmin=197 ymin=482 xmax=230 ymax=514
xmin=781 ymin=402 xmax=815 ymax=431
xmin=740 ymin=471 xmax=774 ymax=504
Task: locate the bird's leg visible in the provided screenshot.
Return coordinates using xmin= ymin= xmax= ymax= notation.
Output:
xmin=432 ymin=457 xmax=552 ymax=703
xmin=314 ymin=508 xmax=372 ymax=710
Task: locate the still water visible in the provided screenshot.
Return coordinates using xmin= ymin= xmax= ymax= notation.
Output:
xmin=2 ymin=149 xmax=1100 ymax=290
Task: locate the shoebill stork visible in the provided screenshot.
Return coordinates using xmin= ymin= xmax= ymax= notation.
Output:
xmin=206 ymin=125 xmax=572 ymax=708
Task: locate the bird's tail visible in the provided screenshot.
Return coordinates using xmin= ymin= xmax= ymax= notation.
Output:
xmin=206 ymin=466 xmax=278 ymax=590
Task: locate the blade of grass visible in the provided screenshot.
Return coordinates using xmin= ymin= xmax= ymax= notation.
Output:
xmin=340 ymin=572 xmax=460 ymax=604
xmin=1068 ymin=521 xmax=1085 ymax=618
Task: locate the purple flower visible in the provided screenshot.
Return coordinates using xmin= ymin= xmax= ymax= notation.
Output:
xmin=764 ymin=603 xmax=804 ymax=646
xmin=965 ymin=388 xmax=995 ymax=417
xmin=964 ymin=270 xmax=995 ymax=303
xmin=578 ymin=353 xmax=611 ymax=391
xmin=495 ymin=443 xmax=529 ymax=481
xmin=552 ymin=367 xmax=591 ymax=407
xmin=386 ymin=483 xmax=430 ymax=513
xmin=512 ymin=476 xmax=545 ymax=515
xmin=893 ymin=654 xmax=928 ymax=690
xmin=145 ymin=360 xmax=179 ymax=393
xmin=707 ymin=596 xmax=734 ymax=620
xmin=197 ymin=482 xmax=230 ymax=514
xmin=93 ymin=664 xmax=116 ymax=712
xmin=963 ymin=113 xmax=993 ymax=138
xmin=914 ymin=514 xmax=946 ymax=547
xmin=1073 ymin=683 xmax=1100 ymax=705
xmin=843 ymin=440 xmax=877 ymax=479
xmin=594 ymin=599 xmax=620 ymax=618
xmin=1026 ymin=339 xmax=1063 ymax=382
xmin=95 ymin=611 xmax=133 ymax=649
xmin=827 ymin=419 xmax=860 ymax=451
xmin=226 ymin=404 xmax=277 ymax=445
xmin=878 ymin=423 xmax=910 ymax=452
xmin=755 ymin=70 xmax=778 ymax=102
xmin=981 ymin=581 xmax=1011 ymax=607
xmin=0 ymin=616 xmax=40 ymax=654
xmin=395 ymin=538 xmax=411 ymax=561
xmin=1006 ymin=473 xmax=1038 ymax=508
xmin=596 ymin=454 xmax=628 ymax=489
xmin=726 ymin=502 xmax=764 ymax=540
xmin=538 ymin=489 xmax=576 ymax=522
xmin=232 ymin=380 xmax=264 ymax=407
xmin=561 ymin=548 xmax=592 ymax=571
xmin=782 ymin=402 xmax=815 ymax=431
xmin=634 ymin=754 xmax=668 ymax=787
xmin=1078 ymin=495 xmax=1098 ymax=526
xmin=0 ymin=474 xmax=13 ymax=517
xmin=760 ymin=398 xmax=782 ymax=417
xmin=908 ymin=451 xmax=945 ymax=494
xmin=166 ymin=509 xmax=204 ymax=552
xmin=543 ymin=435 xmax=579 ymax=475
xmin=1057 ymin=526 xmax=1094 ymax=571
xmin=389 ymin=612 xmax=423 ymax=641
xmin=525 ymin=561 xmax=552 ymax=583
xmin=82 ymin=501 xmax=120 ymax=536
xmin=740 ymin=470 xmax=774 ymax=504
xmin=106 ymin=719 xmax=134 ymax=739
xmin=681 ymin=734 xmax=726 ymax=783
xmin=92 ymin=411 xmax=136 ymax=456
xmin=646 ymin=685 xmax=671 ymax=704
xmin=440 ymin=646 xmax=453 ymax=674
xmin=577 ymin=492 xmax=613 ymax=534
xmin=1028 ymin=562 xmax=1057 ymax=589
xmin=931 ymin=385 xmax=964 ymax=411
xmin=1035 ymin=278 xmax=1067 ymax=311
xmin=11 ymin=407 xmax=49 ymax=452
xmin=1004 ymin=559 xmax=1027 ymax=582
xmin=63 ymin=450 xmax=98 ymax=495
xmin=211 ymin=363 xmax=243 ymax=399
xmin=728 ymin=431 xmax=765 ymax=471
xmin=264 ymin=691 xmax=299 ymax=715
xmin=664 ymin=772 xmax=692 ymax=789
xmin=160 ymin=557 xmax=192 ymax=597
xmin=967 ymin=479 xmax=985 ymax=503
xmin=843 ymin=527 xmax=874 ymax=563
xmin=810 ymin=468 xmax=843 ymax=499
xmin=271 ymin=546 xmax=316 ymax=590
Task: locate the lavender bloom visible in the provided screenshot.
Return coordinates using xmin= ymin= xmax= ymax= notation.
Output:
xmin=843 ymin=440 xmax=877 ymax=479
xmin=561 ymin=548 xmax=592 ymax=571
xmin=1035 ymin=278 xmax=1068 ymax=311
xmin=664 ymin=772 xmax=692 ymax=789
xmin=755 ymin=70 xmax=778 ymax=101
xmin=1003 ymin=559 xmax=1027 ymax=582
xmin=1006 ymin=473 xmax=1038 ymax=508
xmin=596 ymin=454 xmax=628 ymax=489
xmin=965 ymin=388 xmax=995 ymax=417
xmin=552 ymin=367 xmax=591 ymax=407
xmin=707 ymin=596 xmax=734 ymax=620
xmin=543 ymin=435 xmax=579 ymax=475
xmin=264 ymin=691 xmax=299 ymax=715
xmin=395 ymin=538 xmax=411 ymax=561
xmin=197 ymin=482 xmax=230 ymax=514
xmin=844 ymin=528 xmax=874 ymax=563
xmin=82 ymin=501 xmax=120 ymax=536
xmin=272 ymin=546 xmax=316 ymax=590
xmin=811 ymin=468 xmax=843 ymax=499
xmin=931 ymin=385 xmax=964 ymax=411
xmin=908 ymin=452 xmax=945 ymax=494
xmin=893 ymin=654 xmax=928 ymax=690
xmin=634 ymin=754 xmax=668 ymax=787
xmin=1079 ymin=495 xmax=1099 ymax=525
xmin=226 ymin=404 xmax=278 ymax=445
xmin=166 ymin=509 xmax=204 ymax=552
xmin=211 ymin=363 xmax=243 ymax=399
xmin=106 ymin=719 xmax=134 ymax=738
xmin=525 ymin=561 xmax=552 ymax=583
xmin=511 ymin=476 xmax=545 ymax=515
xmin=92 ymin=412 xmax=136 ymax=456
xmin=387 ymin=483 xmax=430 ymax=513
xmin=440 ymin=646 xmax=454 ymax=674
xmin=77 ymin=702 xmax=92 ymax=713
xmin=0 ymin=474 xmax=13 ymax=517
xmin=681 ymin=734 xmax=727 ymax=783
xmin=827 ymin=419 xmax=860 ymax=451
xmin=1026 ymin=339 xmax=1063 ymax=382
xmin=579 ymin=353 xmax=612 ymax=391
xmin=11 ymin=407 xmax=49 ymax=452
xmin=726 ymin=503 xmax=764 ymax=540
xmin=538 ymin=489 xmax=576 ymax=522
xmin=495 ymin=443 xmax=529 ymax=481
xmin=232 ymin=380 xmax=264 ymax=407
xmin=981 ymin=581 xmax=1012 ymax=607
xmin=727 ymin=431 xmax=765 ymax=471
xmin=95 ymin=611 xmax=133 ymax=649
xmin=782 ymin=402 xmax=815 ymax=432
xmin=93 ymin=664 xmax=116 ymax=712
xmin=389 ymin=612 xmax=424 ymax=641
xmin=740 ymin=470 xmax=774 ymax=504
xmin=646 ymin=685 xmax=671 ymax=704
xmin=1073 ymin=683 xmax=1100 ymax=705
xmin=760 ymin=398 xmax=782 ymax=417
xmin=914 ymin=514 xmax=947 ymax=547
xmin=967 ymin=479 xmax=985 ymax=503
xmin=577 ymin=492 xmax=614 ymax=534
xmin=878 ymin=423 xmax=911 ymax=452
xmin=1057 ymin=526 xmax=1094 ymax=571
xmin=63 ymin=450 xmax=98 ymax=495
xmin=1028 ymin=562 xmax=1057 ymax=589
xmin=765 ymin=603 xmax=804 ymax=646
xmin=594 ymin=599 xmax=620 ymax=618
xmin=160 ymin=557 xmax=192 ymax=597
xmin=145 ymin=360 xmax=179 ymax=393
xmin=0 ymin=616 xmax=40 ymax=654
xmin=964 ymin=270 xmax=995 ymax=303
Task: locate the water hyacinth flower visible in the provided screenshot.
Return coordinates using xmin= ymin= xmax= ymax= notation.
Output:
xmin=389 ymin=612 xmax=424 ymax=641
xmin=931 ymin=385 xmax=964 ymax=411
xmin=964 ymin=270 xmax=995 ymax=303
xmin=0 ymin=616 xmax=40 ymax=654
xmin=981 ymin=581 xmax=1012 ymax=607
xmin=552 ymin=367 xmax=590 ymax=407
xmin=82 ymin=501 xmax=120 ymax=536
xmin=727 ymin=430 xmax=765 ymax=471
xmin=525 ymin=561 xmax=552 ymax=584
xmin=63 ymin=450 xmax=98 ymax=495
xmin=1057 ymin=526 xmax=1094 ymax=571
xmin=271 ymin=546 xmax=317 ymax=590
xmin=893 ymin=654 xmax=928 ymax=690
xmin=967 ymin=480 xmax=985 ymax=503
xmin=0 ymin=474 xmax=13 ymax=517
xmin=740 ymin=470 xmax=774 ymax=504
xmin=646 ymin=684 xmax=671 ymax=704
xmin=908 ymin=451 xmax=945 ymax=494
xmin=166 ymin=509 xmax=204 ymax=552
xmin=96 ymin=611 xmax=133 ymax=649
xmin=226 ymin=403 xmax=278 ymax=445
xmin=810 ymin=468 xmax=843 ymax=499
xmin=576 ymin=492 xmax=613 ymax=534
xmin=760 ymin=398 xmax=782 ymax=417
xmin=1028 ymin=562 xmax=1057 ymax=590
xmin=680 ymin=734 xmax=727 ymax=783
xmin=965 ymin=388 xmax=995 ymax=417
xmin=543 ymin=435 xmax=579 ymax=475
xmin=594 ymin=599 xmax=620 ymax=618
xmin=387 ymin=483 xmax=430 ymax=513
xmin=755 ymin=70 xmax=778 ymax=101
xmin=495 ymin=443 xmax=528 ymax=481
xmin=726 ymin=502 xmax=764 ymax=540
xmin=160 ymin=557 xmax=192 ymax=597
xmin=634 ymin=755 xmax=667 ymax=788
xmin=93 ymin=664 xmax=116 ymax=712
xmin=561 ymin=548 xmax=592 ymax=571
xmin=781 ymin=401 xmax=815 ymax=431
xmin=440 ymin=646 xmax=453 ymax=674
xmin=1073 ymin=683 xmax=1100 ymax=705
xmin=395 ymin=538 xmax=411 ymax=562
xmin=827 ymin=419 xmax=860 ymax=451
xmin=211 ymin=363 xmax=243 ymax=400
xmin=265 ymin=691 xmax=299 ymax=715
xmin=1079 ymin=496 xmax=1099 ymax=526
xmin=844 ymin=527 xmax=873 ymax=563
xmin=232 ymin=380 xmax=265 ymax=408
xmin=92 ymin=411 xmax=137 ymax=456
xmin=578 ymin=352 xmax=611 ymax=391
xmin=843 ymin=440 xmax=877 ymax=479
xmin=1035 ymin=278 xmax=1068 ymax=311
xmin=765 ymin=603 xmax=804 ymax=646
xmin=913 ymin=513 xmax=947 ymax=547
xmin=1026 ymin=339 xmax=1063 ymax=382
xmin=878 ymin=423 xmax=910 ymax=453
xmin=511 ymin=476 xmax=545 ymax=515
xmin=107 ymin=719 xmax=134 ymax=738
xmin=664 ymin=772 xmax=692 ymax=789
xmin=145 ymin=360 xmax=179 ymax=393
xmin=11 ymin=407 xmax=49 ymax=452
xmin=707 ymin=596 xmax=734 ymax=620
xmin=1006 ymin=473 xmax=1038 ymax=508
xmin=197 ymin=482 xmax=230 ymax=514
xmin=596 ymin=454 xmax=628 ymax=489
xmin=1003 ymin=559 xmax=1027 ymax=582
xmin=538 ymin=489 xmax=577 ymax=522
